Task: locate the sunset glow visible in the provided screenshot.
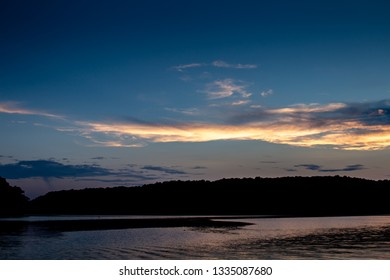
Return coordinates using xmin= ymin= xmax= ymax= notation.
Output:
xmin=1 ymin=0 xmax=389 ymax=198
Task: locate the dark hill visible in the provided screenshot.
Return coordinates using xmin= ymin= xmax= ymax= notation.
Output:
xmin=29 ymin=176 xmax=390 ymax=216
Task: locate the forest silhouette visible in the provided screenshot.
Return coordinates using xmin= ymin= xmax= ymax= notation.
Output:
xmin=1 ymin=176 xmax=390 ymax=217
xmin=18 ymin=176 xmax=390 ymax=216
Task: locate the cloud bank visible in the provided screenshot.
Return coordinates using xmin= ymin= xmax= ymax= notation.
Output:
xmin=0 ymin=160 xmax=114 ymax=179
xmin=0 ymin=160 xmax=182 ymax=181
xmin=2 ymin=99 xmax=390 ymax=151
xmin=77 ymin=100 xmax=390 ymax=150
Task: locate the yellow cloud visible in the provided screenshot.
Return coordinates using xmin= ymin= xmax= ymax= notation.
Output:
xmin=78 ymin=117 xmax=390 ymax=151
xmin=266 ymin=103 xmax=346 ymax=114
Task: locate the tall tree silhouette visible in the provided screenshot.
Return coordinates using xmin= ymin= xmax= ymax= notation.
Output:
xmin=0 ymin=177 xmax=29 ymax=216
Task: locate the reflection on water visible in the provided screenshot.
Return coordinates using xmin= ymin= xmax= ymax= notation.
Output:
xmin=1 ymin=216 xmax=390 ymax=259
xmin=232 ymin=226 xmax=390 ymax=259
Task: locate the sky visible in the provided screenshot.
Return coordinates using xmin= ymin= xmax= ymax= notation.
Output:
xmin=1 ymin=0 xmax=390 ymax=198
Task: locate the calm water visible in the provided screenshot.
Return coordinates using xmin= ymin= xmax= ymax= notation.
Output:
xmin=1 ymin=215 xmax=390 ymax=259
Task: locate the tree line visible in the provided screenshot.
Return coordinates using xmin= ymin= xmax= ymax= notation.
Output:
xmin=2 ymin=176 xmax=390 ymax=216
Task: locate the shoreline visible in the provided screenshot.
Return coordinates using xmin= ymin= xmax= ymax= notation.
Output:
xmin=0 ymin=216 xmax=255 ymax=233
xmin=2 ymin=214 xmax=390 ymax=233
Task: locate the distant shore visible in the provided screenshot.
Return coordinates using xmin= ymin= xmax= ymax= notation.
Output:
xmin=3 ymin=176 xmax=390 ymax=218
xmin=27 ymin=177 xmax=390 ymax=217
xmin=2 ymin=214 xmax=390 ymax=233
xmin=0 ymin=216 xmax=257 ymax=233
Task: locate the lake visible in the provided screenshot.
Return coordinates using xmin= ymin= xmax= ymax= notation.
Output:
xmin=1 ymin=215 xmax=390 ymax=259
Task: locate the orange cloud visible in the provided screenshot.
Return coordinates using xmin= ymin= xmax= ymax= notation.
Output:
xmin=266 ymin=103 xmax=346 ymax=114
xmin=78 ymin=117 xmax=390 ymax=151
xmin=0 ymin=102 xmax=62 ymax=118
xmin=4 ymin=99 xmax=389 ymax=150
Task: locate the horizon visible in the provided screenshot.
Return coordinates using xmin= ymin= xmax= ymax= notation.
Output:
xmin=1 ymin=0 xmax=390 ymax=199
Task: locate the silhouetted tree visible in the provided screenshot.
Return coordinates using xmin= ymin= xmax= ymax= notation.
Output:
xmin=0 ymin=177 xmax=29 ymax=216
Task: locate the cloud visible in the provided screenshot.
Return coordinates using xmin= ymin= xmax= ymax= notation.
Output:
xmin=75 ymin=178 xmax=146 ymax=183
xmin=0 ymin=155 xmax=13 ymax=159
xmin=0 ymin=160 xmax=163 ymax=182
xmin=265 ymin=102 xmax=347 ymax=115
xmin=295 ymin=164 xmax=366 ymax=172
xmin=0 ymin=102 xmax=63 ymax=118
xmin=285 ymin=168 xmax=298 ymax=172
xmin=319 ymin=164 xmax=366 ymax=172
xmin=0 ymin=160 xmax=114 ymax=179
xmin=173 ymin=60 xmax=257 ymax=72
xmin=10 ymin=98 xmax=380 ymax=151
xmin=3 ymin=99 xmax=388 ymax=151
xmin=231 ymin=100 xmax=251 ymax=106
xmin=91 ymin=156 xmax=105 ymax=160
xmin=74 ymin=128 xmax=147 ymax=148
xmin=192 ymin=166 xmax=207 ymax=170
xmin=165 ymin=107 xmax=200 ymax=116
xmin=260 ymin=89 xmax=274 ymax=97
xmin=141 ymin=165 xmax=188 ymax=175
xmin=74 ymin=99 xmax=390 ymax=150
xmin=211 ymin=60 xmax=257 ymax=69
xmin=260 ymin=161 xmax=278 ymax=164
xmin=173 ymin=63 xmax=204 ymax=72
xmin=294 ymin=164 xmax=322 ymax=171
xmin=204 ymin=79 xmax=252 ymax=99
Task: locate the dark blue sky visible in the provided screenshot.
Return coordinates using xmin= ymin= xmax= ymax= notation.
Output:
xmin=1 ymin=0 xmax=390 ymax=198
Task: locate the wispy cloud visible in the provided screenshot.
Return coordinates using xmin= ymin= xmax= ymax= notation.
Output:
xmin=260 ymin=89 xmax=274 ymax=97
xmin=295 ymin=164 xmax=322 ymax=171
xmin=260 ymin=161 xmax=279 ymax=164
xmin=0 ymin=160 xmax=114 ymax=179
xmin=173 ymin=60 xmax=257 ymax=72
xmin=141 ymin=165 xmax=188 ymax=175
xmin=74 ymin=127 xmax=146 ymax=148
xmin=204 ymin=79 xmax=252 ymax=99
xmin=295 ymin=164 xmax=366 ymax=172
xmin=0 ymin=155 xmax=13 ymax=159
xmin=0 ymin=102 xmax=63 ymax=118
xmin=192 ymin=166 xmax=207 ymax=170
xmin=75 ymin=100 xmax=390 ymax=150
xmin=231 ymin=100 xmax=251 ymax=106
xmin=211 ymin=60 xmax=257 ymax=69
xmin=173 ymin=63 xmax=204 ymax=72
xmin=0 ymin=159 xmax=161 ymax=181
xmin=91 ymin=156 xmax=105 ymax=160
xmin=165 ymin=107 xmax=200 ymax=116
xmin=265 ymin=103 xmax=346 ymax=114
